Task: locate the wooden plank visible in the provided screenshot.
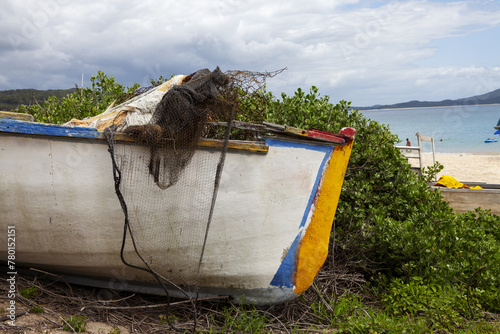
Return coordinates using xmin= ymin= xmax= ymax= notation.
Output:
xmin=0 ymin=118 xmax=269 ymax=153
xmin=435 ymin=187 xmax=500 ymax=214
xmin=209 ymin=121 xmax=345 ymax=144
xmin=0 ymin=111 xmax=34 ymax=122
xmin=396 ymin=146 xmax=420 ymax=150
xmin=96 ymin=131 xmax=269 ymax=153
xmin=197 ymin=138 xmax=269 ymax=153
xmin=419 ymin=135 xmax=433 ymax=142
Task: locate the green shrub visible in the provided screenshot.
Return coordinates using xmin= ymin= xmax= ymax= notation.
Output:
xmin=224 ymin=306 xmax=268 ymax=333
xmin=107 ymin=326 xmax=121 ymax=334
xmin=19 ymin=286 xmax=38 ymax=299
xmin=62 ymin=315 xmax=87 ymax=333
xmin=371 ymin=208 xmax=500 ymax=313
xmin=382 ymin=277 xmax=465 ymax=328
xmin=29 ymin=304 xmax=44 ymax=313
xmin=14 ymin=71 xmax=140 ymax=124
xmin=206 ymin=304 xmax=269 ymax=333
xmin=261 ymin=86 xmax=499 ymax=314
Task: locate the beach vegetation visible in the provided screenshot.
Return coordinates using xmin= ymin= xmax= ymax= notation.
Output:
xmin=10 ymin=71 xmax=500 ymax=333
xmin=62 ymin=315 xmax=87 ymax=333
xmin=13 ymin=71 xmax=140 ymax=124
xmin=261 ymin=85 xmax=500 ymax=331
xmin=202 ymin=304 xmax=269 ymax=333
xmin=107 ymin=326 xmax=121 ymax=334
xmin=19 ymin=286 xmax=38 ymax=299
xmin=29 ymin=304 xmax=44 ymax=313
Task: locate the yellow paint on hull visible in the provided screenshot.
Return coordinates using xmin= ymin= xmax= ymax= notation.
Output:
xmin=293 ymin=139 xmax=354 ymax=295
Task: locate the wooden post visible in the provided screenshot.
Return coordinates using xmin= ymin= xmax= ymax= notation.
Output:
xmin=416 ymin=132 xmax=437 ymax=181
xmin=416 ymin=132 xmax=423 ymax=171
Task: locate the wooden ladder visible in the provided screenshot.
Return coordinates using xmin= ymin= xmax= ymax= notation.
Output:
xmin=396 ymin=132 xmax=436 ymax=178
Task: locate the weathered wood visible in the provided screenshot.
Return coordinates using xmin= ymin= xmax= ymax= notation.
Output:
xmin=208 ymin=121 xmax=345 ymax=144
xmin=436 ymin=187 xmax=500 ymax=215
xmin=418 ymin=135 xmax=434 ymax=142
xmin=0 ymin=111 xmax=34 ymax=122
xmin=396 ymin=146 xmax=420 ymax=151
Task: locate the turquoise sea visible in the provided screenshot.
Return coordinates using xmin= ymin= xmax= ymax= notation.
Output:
xmin=360 ymin=104 xmax=500 ymax=154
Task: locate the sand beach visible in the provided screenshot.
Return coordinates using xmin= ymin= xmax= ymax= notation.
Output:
xmin=408 ymin=152 xmax=500 ymax=184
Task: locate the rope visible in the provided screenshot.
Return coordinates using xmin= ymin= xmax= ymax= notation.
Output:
xmin=104 ymin=125 xmax=197 ymax=333
xmin=196 ymin=104 xmax=234 ymax=285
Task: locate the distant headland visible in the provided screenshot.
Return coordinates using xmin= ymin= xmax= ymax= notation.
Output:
xmin=2 ymin=86 xmax=500 ymax=112
xmin=356 ymin=88 xmax=500 ymax=110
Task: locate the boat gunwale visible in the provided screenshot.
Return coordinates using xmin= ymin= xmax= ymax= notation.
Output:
xmin=0 ymin=117 xmax=355 ymax=153
xmin=0 ymin=117 xmax=270 ymax=153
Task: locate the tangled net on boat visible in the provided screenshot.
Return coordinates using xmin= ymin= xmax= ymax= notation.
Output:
xmin=103 ymin=67 xmax=283 ymax=332
xmin=119 ymin=66 xmax=284 ymax=189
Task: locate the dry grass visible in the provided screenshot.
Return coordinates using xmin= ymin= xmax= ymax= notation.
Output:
xmin=0 ymin=246 xmax=366 ymax=333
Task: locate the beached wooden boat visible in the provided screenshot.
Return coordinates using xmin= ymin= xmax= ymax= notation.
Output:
xmin=0 ymin=110 xmax=355 ymax=305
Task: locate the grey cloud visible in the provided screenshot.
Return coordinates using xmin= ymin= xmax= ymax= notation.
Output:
xmin=1 ymin=0 xmax=500 ymax=106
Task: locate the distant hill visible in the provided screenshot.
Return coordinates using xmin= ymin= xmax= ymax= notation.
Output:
xmin=3 ymin=87 xmax=500 ymax=112
xmin=0 ymin=88 xmax=76 ymax=111
xmin=356 ymin=88 xmax=500 ymax=110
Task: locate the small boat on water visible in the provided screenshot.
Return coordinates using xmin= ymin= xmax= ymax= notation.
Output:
xmin=485 ymin=138 xmax=498 ymax=143
xmin=0 ymin=70 xmax=355 ymax=305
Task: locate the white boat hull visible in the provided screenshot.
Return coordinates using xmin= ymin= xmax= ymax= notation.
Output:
xmin=0 ymin=118 xmax=354 ymax=304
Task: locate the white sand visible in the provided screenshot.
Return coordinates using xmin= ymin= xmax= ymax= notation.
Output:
xmin=406 ymin=152 xmax=500 ymax=184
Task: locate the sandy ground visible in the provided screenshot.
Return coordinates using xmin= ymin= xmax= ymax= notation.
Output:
xmin=0 ymin=299 xmax=130 ymax=334
xmin=406 ymin=152 xmax=500 ymax=184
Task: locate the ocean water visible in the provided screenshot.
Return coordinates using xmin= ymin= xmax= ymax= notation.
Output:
xmin=360 ymin=104 xmax=500 ymax=154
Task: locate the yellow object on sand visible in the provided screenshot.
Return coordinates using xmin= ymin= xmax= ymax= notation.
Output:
xmin=434 ymin=175 xmax=482 ymax=189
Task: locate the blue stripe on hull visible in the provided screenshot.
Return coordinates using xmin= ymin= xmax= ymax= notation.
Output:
xmin=0 ymin=119 xmax=100 ymax=138
xmin=265 ymin=138 xmax=334 ymax=289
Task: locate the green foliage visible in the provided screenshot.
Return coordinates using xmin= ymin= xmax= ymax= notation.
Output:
xmin=13 ymin=71 xmax=140 ymax=124
xmin=0 ymin=88 xmax=76 ymax=111
xmin=309 ymin=291 xmax=497 ymax=334
xmin=224 ymin=306 xmax=268 ymax=333
xmin=107 ymin=326 xmax=121 ymax=334
xmin=309 ymin=292 xmax=429 ymax=334
xmin=382 ymin=277 xmax=465 ymax=329
xmin=19 ymin=286 xmax=38 ymax=299
xmin=159 ymin=314 xmax=179 ymax=326
xmin=421 ymin=161 xmax=444 ymax=184
xmin=149 ymin=74 xmax=173 ymax=86
xmin=29 ymin=304 xmax=44 ymax=313
xmin=205 ymin=304 xmax=269 ymax=333
xmin=371 ymin=208 xmax=500 ymax=313
xmin=62 ymin=315 xmax=87 ymax=333
xmin=258 ymin=86 xmax=500 ymax=315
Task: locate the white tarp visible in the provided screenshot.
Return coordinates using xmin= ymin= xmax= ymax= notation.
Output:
xmin=64 ymin=75 xmax=187 ymax=132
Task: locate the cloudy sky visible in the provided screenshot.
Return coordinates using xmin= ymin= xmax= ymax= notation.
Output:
xmin=1 ymin=0 xmax=500 ymax=106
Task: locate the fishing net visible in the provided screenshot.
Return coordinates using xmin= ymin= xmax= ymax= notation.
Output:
xmin=103 ymin=67 xmax=284 ymax=332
